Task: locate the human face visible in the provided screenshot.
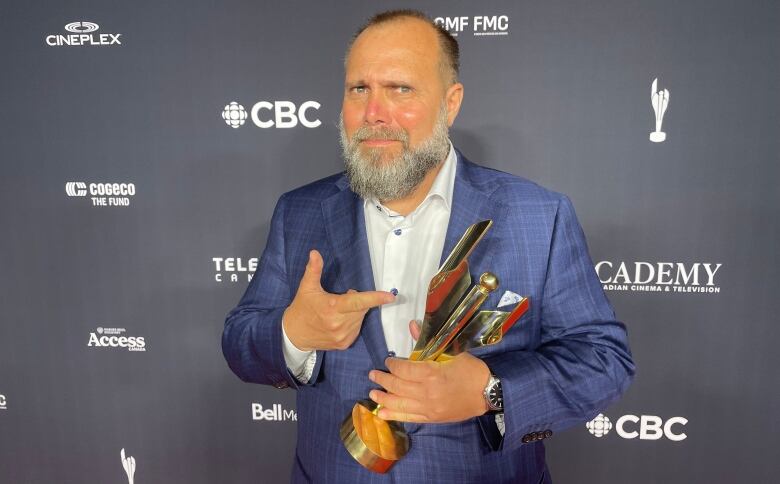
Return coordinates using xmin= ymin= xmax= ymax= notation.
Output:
xmin=342 ymin=18 xmax=462 ymax=165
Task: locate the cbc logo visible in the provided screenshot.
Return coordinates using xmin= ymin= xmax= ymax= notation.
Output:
xmin=586 ymin=413 xmax=687 ymax=441
xmin=222 ymin=100 xmax=321 ymax=129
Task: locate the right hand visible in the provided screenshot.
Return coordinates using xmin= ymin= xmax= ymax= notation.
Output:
xmin=283 ymin=250 xmax=395 ymax=351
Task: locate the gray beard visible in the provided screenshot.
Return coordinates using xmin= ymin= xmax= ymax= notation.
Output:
xmin=339 ymin=105 xmax=450 ymax=202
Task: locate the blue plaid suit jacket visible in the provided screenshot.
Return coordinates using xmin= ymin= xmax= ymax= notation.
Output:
xmin=222 ymin=150 xmax=635 ymax=483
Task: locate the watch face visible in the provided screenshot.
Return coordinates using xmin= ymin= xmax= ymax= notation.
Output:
xmin=488 ymin=381 xmax=503 ymax=409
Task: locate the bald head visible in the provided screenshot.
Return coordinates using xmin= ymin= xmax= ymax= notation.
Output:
xmin=345 ymin=10 xmax=460 ymax=87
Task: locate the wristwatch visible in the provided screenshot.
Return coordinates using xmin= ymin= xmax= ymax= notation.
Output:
xmin=483 ymin=374 xmax=503 ymax=412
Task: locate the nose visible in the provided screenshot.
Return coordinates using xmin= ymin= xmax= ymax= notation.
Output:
xmin=363 ymin=91 xmax=389 ymax=125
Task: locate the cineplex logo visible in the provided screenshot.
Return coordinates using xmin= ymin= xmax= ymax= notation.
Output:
xmin=66 ymin=182 xmax=136 ymax=207
xmin=46 ymin=21 xmax=122 ymax=47
xmin=213 ymin=257 xmax=257 ymax=282
xmin=586 ymin=413 xmax=688 ymax=441
xmin=87 ymin=327 xmax=146 ymax=352
xmin=222 ymin=100 xmax=321 ymax=129
xmin=252 ymin=403 xmax=297 ymax=422
xmin=596 ymin=261 xmax=722 ymax=294
xmin=0 ymin=394 xmax=7 ymax=410
xmin=434 ymin=15 xmax=509 ymax=36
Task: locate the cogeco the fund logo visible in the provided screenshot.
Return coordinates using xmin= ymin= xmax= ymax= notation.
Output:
xmin=222 ymin=100 xmax=321 ymax=129
xmin=46 ymin=21 xmax=122 ymax=47
xmin=66 ymin=181 xmax=136 ymax=207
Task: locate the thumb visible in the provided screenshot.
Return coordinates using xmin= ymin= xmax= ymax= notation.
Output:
xmin=409 ymin=319 xmax=421 ymax=341
xmin=300 ymin=249 xmax=324 ymax=290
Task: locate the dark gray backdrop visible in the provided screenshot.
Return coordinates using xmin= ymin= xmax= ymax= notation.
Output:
xmin=1 ymin=0 xmax=778 ymax=482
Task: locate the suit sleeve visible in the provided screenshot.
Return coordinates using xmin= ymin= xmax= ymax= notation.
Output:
xmin=481 ymin=195 xmax=635 ymax=452
xmin=221 ymin=195 xmax=323 ymax=389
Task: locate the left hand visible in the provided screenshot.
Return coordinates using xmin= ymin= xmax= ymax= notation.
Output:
xmin=368 ymin=329 xmax=491 ymax=423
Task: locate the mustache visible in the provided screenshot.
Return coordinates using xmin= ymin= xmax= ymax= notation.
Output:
xmin=350 ymin=126 xmax=409 ymax=143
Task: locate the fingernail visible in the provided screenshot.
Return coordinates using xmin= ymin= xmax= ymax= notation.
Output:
xmin=369 ymin=390 xmax=377 ymax=400
xmin=368 ymin=371 xmax=376 ymax=382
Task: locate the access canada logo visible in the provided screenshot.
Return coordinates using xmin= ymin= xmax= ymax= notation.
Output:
xmin=66 ymin=181 xmax=136 ymax=207
xmin=87 ymin=326 xmax=146 ymax=352
xmin=46 ymin=21 xmax=122 ymax=47
xmin=252 ymin=402 xmax=297 ymax=422
xmin=434 ymin=15 xmax=509 ymax=37
xmin=222 ymin=100 xmax=321 ymax=129
xmin=596 ymin=261 xmax=722 ymax=294
xmin=213 ymin=257 xmax=257 ymax=283
xmin=586 ymin=413 xmax=688 ymax=442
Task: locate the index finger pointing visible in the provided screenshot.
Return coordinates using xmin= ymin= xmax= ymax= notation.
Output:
xmin=336 ymin=290 xmax=395 ymax=313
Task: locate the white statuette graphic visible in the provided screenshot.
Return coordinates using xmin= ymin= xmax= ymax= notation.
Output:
xmin=650 ymin=78 xmax=670 ymax=143
xmin=121 ymin=448 xmax=136 ymax=484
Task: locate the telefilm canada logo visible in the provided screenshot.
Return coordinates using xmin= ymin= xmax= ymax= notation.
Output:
xmin=586 ymin=413 xmax=688 ymax=442
xmin=596 ymin=261 xmax=722 ymax=294
xmin=87 ymin=326 xmax=146 ymax=352
xmin=434 ymin=15 xmax=509 ymax=37
xmin=213 ymin=257 xmax=257 ymax=283
xmin=0 ymin=393 xmax=7 ymax=410
xmin=222 ymin=100 xmax=321 ymax=129
xmin=252 ymin=402 xmax=297 ymax=422
xmin=66 ymin=182 xmax=136 ymax=207
xmin=121 ymin=448 xmax=136 ymax=484
xmin=46 ymin=21 xmax=122 ymax=47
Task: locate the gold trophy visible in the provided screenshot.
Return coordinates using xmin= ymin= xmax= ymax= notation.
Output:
xmin=340 ymin=220 xmax=530 ymax=473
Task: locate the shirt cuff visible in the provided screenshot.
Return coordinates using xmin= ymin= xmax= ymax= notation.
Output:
xmin=281 ymin=318 xmax=316 ymax=383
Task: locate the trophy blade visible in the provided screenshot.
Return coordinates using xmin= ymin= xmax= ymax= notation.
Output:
xmin=414 ymin=220 xmax=493 ymax=353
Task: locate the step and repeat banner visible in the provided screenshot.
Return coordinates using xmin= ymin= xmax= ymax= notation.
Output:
xmin=1 ymin=1 xmax=777 ymax=482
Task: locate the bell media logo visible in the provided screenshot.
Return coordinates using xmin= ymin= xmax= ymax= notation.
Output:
xmin=87 ymin=326 xmax=146 ymax=352
xmin=0 ymin=393 xmax=7 ymax=410
xmin=213 ymin=257 xmax=257 ymax=282
xmin=222 ymin=100 xmax=321 ymax=129
xmin=121 ymin=448 xmax=136 ymax=484
xmin=586 ymin=413 xmax=688 ymax=442
xmin=596 ymin=261 xmax=722 ymax=294
xmin=434 ymin=15 xmax=509 ymax=37
xmin=252 ymin=402 xmax=297 ymax=422
xmin=65 ymin=181 xmax=136 ymax=207
xmin=46 ymin=21 xmax=122 ymax=47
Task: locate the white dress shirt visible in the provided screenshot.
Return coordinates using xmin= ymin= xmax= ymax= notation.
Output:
xmin=282 ymin=143 xmax=456 ymax=380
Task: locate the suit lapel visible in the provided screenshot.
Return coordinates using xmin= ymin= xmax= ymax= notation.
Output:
xmin=440 ymin=152 xmax=499 ymax=277
xmin=321 ymin=180 xmax=389 ymax=371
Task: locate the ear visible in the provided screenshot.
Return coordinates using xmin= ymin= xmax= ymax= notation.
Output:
xmin=444 ymin=82 xmax=464 ymax=127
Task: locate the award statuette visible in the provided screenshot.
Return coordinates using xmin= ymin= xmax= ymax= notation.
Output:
xmin=340 ymin=220 xmax=530 ymax=473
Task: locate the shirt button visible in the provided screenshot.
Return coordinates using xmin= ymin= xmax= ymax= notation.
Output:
xmin=393 ymin=229 xmax=402 ymax=236
xmin=390 ymin=288 xmax=398 ymax=296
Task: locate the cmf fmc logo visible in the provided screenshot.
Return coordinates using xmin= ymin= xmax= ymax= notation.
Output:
xmin=222 ymin=100 xmax=321 ymax=129
xmin=46 ymin=21 xmax=122 ymax=47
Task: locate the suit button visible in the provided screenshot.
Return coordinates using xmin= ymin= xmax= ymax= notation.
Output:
xmin=521 ymin=434 xmax=532 ymax=443
xmin=544 ymin=430 xmax=553 ymax=439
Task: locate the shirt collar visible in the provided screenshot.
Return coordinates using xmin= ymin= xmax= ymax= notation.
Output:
xmin=363 ymin=141 xmax=457 ymax=216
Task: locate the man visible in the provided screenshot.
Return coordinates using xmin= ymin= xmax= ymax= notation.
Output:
xmin=222 ymin=10 xmax=634 ymax=483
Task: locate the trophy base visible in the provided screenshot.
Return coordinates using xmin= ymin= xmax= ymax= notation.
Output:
xmin=650 ymin=131 xmax=666 ymax=142
xmin=339 ymin=399 xmax=409 ymax=474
